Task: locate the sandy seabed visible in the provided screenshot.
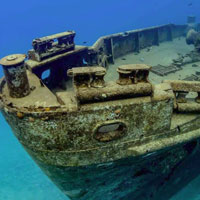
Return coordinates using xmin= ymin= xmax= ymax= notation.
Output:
xmin=1 ymin=37 xmax=200 ymax=200
xmin=106 ymin=37 xmax=200 ymax=84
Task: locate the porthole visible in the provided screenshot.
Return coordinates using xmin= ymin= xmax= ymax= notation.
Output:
xmin=41 ymin=69 xmax=51 ymax=80
xmin=94 ymin=121 xmax=127 ymax=142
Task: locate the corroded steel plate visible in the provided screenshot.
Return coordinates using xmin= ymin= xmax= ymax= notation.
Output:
xmin=0 ymin=54 xmax=26 ymax=66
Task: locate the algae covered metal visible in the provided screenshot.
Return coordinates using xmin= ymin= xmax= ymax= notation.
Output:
xmin=1 ymin=18 xmax=200 ymax=199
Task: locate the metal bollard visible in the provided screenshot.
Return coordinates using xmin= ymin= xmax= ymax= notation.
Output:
xmin=116 ymin=64 xmax=151 ymax=85
xmin=117 ymin=68 xmax=134 ymax=85
xmin=0 ymin=54 xmax=30 ymax=98
xmin=91 ymin=71 xmax=106 ymax=88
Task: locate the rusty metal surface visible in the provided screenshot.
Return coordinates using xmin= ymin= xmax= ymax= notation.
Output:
xmin=30 ymin=31 xmax=75 ymax=62
xmin=34 ymin=31 xmax=75 ymax=42
xmin=163 ymin=80 xmax=200 ymax=112
xmin=90 ymin=24 xmax=186 ymax=66
xmin=68 ymin=66 xmax=106 ymax=76
xmin=118 ymin=64 xmax=151 ymax=71
xmin=76 ymin=82 xmax=152 ymax=103
xmin=68 ymin=65 xmax=152 ymax=103
xmin=1 ymin=94 xmax=172 ymax=156
xmin=0 ymin=54 xmax=26 ymax=66
xmin=29 ymin=142 xmax=196 ymax=200
xmin=0 ymin=54 xmax=30 ymax=98
xmin=117 ymin=64 xmax=151 ymax=85
xmin=164 ymin=80 xmax=200 ymax=92
xmin=1 ymin=22 xmax=200 ymax=200
xmin=26 ymin=45 xmax=87 ymax=70
xmin=1 ymin=71 xmax=60 ymax=108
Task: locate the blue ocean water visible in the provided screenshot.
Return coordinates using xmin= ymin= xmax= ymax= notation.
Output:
xmin=1 ymin=0 xmax=200 ymax=199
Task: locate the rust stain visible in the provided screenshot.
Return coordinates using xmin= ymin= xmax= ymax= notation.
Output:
xmin=17 ymin=112 xmax=24 ymax=118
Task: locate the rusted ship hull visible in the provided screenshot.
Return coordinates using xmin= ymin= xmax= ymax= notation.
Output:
xmin=29 ymin=142 xmax=200 ymax=200
xmin=2 ymin=98 xmax=200 ymax=200
xmin=2 ymin=106 xmax=200 ymax=200
xmin=1 ymin=17 xmax=200 ymax=200
xmin=2 ymin=104 xmax=200 ymax=200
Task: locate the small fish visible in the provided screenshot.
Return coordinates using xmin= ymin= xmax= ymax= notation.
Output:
xmin=121 ymin=58 xmax=126 ymax=60
xmin=188 ymin=2 xmax=193 ymax=6
xmin=82 ymin=41 xmax=87 ymax=44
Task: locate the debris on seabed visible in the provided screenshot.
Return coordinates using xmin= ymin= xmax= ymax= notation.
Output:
xmin=146 ymin=47 xmax=152 ymax=52
xmin=140 ymin=57 xmax=145 ymax=62
xmin=192 ymin=64 xmax=199 ymax=67
xmin=195 ymin=71 xmax=200 ymax=76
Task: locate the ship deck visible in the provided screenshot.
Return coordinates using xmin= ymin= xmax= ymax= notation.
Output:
xmin=105 ymin=36 xmax=200 ymax=129
xmin=106 ymin=37 xmax=196 ymax=83
xmin=2 ymin=37 xmax=200 ymax=130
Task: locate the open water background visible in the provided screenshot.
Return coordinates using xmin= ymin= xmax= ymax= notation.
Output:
xmin=1 ymin=0 xmax=200 ymax=199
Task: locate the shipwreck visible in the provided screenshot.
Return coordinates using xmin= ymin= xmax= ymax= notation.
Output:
xmin=1 ymin=16 xmax=200 ymax=199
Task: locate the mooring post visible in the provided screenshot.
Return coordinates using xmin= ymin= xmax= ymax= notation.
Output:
xmin=0 ymin=54 xmax=30 ymax=98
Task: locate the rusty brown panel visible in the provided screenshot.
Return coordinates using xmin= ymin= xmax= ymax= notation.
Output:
xmin=0 ymin=54 xmax=30 ymax=98
xmin=164 ymin=80 xmax=200 ymax=92
xmin=69 ymin=65 xmax=152 ymax=103
xmin=30 ymin=31 xmax=76 ymax=62
xmin=27 ymin=144 xmax=195 ymax=200
xmin=31 ymin=50 xmax=87 ymax=90
xmin=76 ymin=83 xmax=152 ymax=103
xmin=177 ymin=103 xmax=200 ymax=112
xmin=1 ymin=95 xmax=173 ymax=153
